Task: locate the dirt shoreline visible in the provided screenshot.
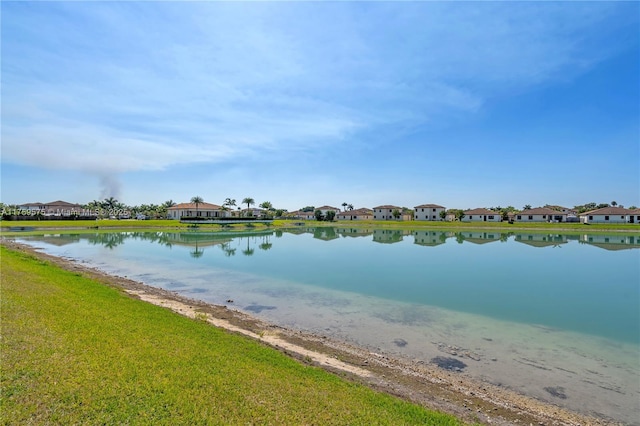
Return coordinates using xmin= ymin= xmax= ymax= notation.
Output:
xmin=1 ymin=239 xmax=620 ymax=426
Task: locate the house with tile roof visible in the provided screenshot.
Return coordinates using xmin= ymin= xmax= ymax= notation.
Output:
xmin=461 ymin=208 xmax=501 ymax=222
xmin=372 ymin=205 xmax=411 ymax=221
xmin=515 ymin=207 xmax=568 ymax=223
xmin=414 ymin=204 xmax=445 ymax=221
xmin=167 ymin=202 xmax=226 ymax=219
xmin=19 ymin=200 xmax=85 ymax=216
xmin=579 ymin=207 xmax=634 ymax=224
xmin=336 ymin=208 xmax=373 ymax=221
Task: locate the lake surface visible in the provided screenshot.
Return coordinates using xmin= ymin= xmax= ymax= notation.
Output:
xmin=15 ymin=228 xmax=640 ymax=424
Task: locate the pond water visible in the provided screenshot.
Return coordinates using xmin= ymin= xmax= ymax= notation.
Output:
xmin=15 ymin=228 xmax=640 ymax=424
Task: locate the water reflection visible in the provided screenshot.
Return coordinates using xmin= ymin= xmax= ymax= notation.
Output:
xmin=26 ymin=228 xmax=640 ymax=254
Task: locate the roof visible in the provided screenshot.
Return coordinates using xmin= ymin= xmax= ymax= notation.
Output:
xmin=518 ymin=207 xmax=567 ymax=216
xmin=316 ymin=205 xmax=340 ymax=211
xmin=414 ymin=204 xmax=445 ymax=209
xmin=20 ymin=200 xmax=82 ymax=207
xmin=373 ymin=205 xmax=402 ymax=210
xmin=463 ymin=208 xmax=497 ymax=215
xmin=580 ymin=207 xmax=634 ymax=216
xmin=336 ymin=208 xmax=373 ymax=216
xmin=168 ymin=202 xmax=222 ymax=210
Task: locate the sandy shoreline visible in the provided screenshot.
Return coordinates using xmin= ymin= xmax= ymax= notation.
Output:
xmin=1 ymin=239 xmax=624 ymax=426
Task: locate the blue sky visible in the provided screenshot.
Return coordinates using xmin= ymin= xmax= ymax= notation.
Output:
xmin=2 ymin=1 xmax=639 ymax=211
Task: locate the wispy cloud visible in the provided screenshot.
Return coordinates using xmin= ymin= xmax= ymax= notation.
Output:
xmin=2 ymin=1 xmax=634 ymax=180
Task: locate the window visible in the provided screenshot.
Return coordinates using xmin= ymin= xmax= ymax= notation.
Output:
xmin=589 ymin=216 xmax=593 ymax=220
xmin=421 ymin=208 xmax=424 ymax=212
xmin=488 ymin=215 xmax=494 ymax=220
xmin=432 ymin=208 xmax=436 ymax=212
xmin=542 ymin=215 xmax=546 ymax=219
xmin=605 ymin=216 xmax=609 ymax=220
xmin=517 ymin=215 xmax=522 ymax=220
xmin=528 ymin=216 xmax=533 ymax=220
xmin=469 ymin=216 xmax=473 ymax=219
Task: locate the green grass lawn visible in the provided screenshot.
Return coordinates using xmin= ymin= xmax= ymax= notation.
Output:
xmin=0 ymin=246 xmax=465 ymax=425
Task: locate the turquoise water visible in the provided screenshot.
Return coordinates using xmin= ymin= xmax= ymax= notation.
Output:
xmin=18 ymin=228 xmax=639 ymax=344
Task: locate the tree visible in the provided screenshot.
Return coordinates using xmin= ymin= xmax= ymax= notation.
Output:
xmin=392 ymin=209 xmax=401 ymax=219
xmin=275 ymin=209 xmax=285 ymax=217
xmin=190 ymin=196 xmax=204 ymax=218
xmin=455 ymin=209 xmax=465 ymax=221
xmin=326 ymin=210 xmax=336 ymax=221
xmin=523 ymin=205 xmax=532 ymax=210
xmin=611 ymin=201 xmax=618 ymax=207
xmin=224 ymin=198 xmax=236 ymax=208
xmin=314 ymin=209 xmax=324 ymax=221
xmin=439 ymin=210 xmax=447 ymax=220
xmin=242 ymin=197 xmax=255 ymax=216
xmin=342 ymin=202 xmax=348 ymax=211
xmin=347 ymin=204 xmax=354 ymax=211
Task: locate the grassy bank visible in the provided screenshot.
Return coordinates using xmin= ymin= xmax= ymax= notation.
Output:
xmin=2 ymin=218 xmax=639 ymax=233
xmin=0 ymin=246 xmax=464 ymax=425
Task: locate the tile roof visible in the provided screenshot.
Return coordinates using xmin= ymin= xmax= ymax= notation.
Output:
xmin=580 ymin=207 xmax=634 ymax=216
xmin=518 ymin=207 xmax=567 ymax=216
xmin=168 ymin=202 xmax=222 ymax=210
xmin=414 ymin=204 xmax=445 ymax=208
xmin=463 ymin=208 xmax=496 ymax=215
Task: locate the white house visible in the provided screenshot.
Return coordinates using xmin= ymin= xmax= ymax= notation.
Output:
xmin=414 ymin=204 xmax=445 ymax=221
xmin=462 ymin=208 xmax=501 ymax=222
xmin=167 ymin=202 xmax=226 ymax=219
xmin=579 ymin=207 xmax=632 ymax=224
xmin=373 ymin=205 xmax=411 ymax=221
xmin=336 ymin=208 xmax=373 ymax=221
xmin=515 ymin=208 xmax=568 ymax=223
xmin=316 ymin=205 xmax=342 ymax=216
xmin=290 ymin=210 xmax=316 ymax=220
xmin=630 ymin=209 xmax=640 ymax=224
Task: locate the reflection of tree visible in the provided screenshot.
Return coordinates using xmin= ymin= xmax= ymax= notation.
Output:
xmin=88 ymin=233 xmax=127 ymax=249
xmin=275 ymin=230 xmax=283 ymax=238
xmin=190 ymin=241 xmax=204 ymax=259
xmin=220 ymin=242 xmax=236 ymax=257
xmin=242 ymin=237 xmax=254 ymax=256
xmin=259 ymin=235 xmax=272 ymax=251
xmin=455 ymin=233 xmax=464 ymax=244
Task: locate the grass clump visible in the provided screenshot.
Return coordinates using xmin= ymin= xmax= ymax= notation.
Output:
xmin=1 ymin=246 xmax=464 ymax=425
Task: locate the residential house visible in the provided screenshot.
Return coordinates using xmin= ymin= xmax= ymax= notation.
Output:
xmin=239 ymin=207 xmax=265 ymax=217
xmin=167 ymin=202 xmax=226 ymax=219
xmin=373 ymin=205 xmax=411 ymax=221
xmin=19 ymin=200 xmax=84 ymax=216
xmin=630 ymin=209 xmax=640 ymax=224
xmin=458 ymin=231 xmax=501 ymax=244
xmin=316 ymin=205 xmax=341 ymax=216
xmin=336 ymin=208 xmax=373 ymax=221
xmin=515 ymin=208 xmax=568 ymax=223
xmin=290 ymin=210 xmax=316 ymax=220
xmin=372 ymin=229 xmax=406 ymax=244
xmin=462 ymin=208 xmax=501 ymax=222
xmin=579 ymin=207 xmax=633 ymax=224
xmin=414 ymin=204 xmax=445 ymax=221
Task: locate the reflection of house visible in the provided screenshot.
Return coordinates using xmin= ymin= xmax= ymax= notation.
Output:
xmin=336 ymin=228 xmax=374 ymax=237
xmin=168 ymin=202 xmax=226 ymax=219
xmin=579 ymin=207 xmax=633 ymax=224
xmin=163 ymin=232 xmax=233 ymax=248
xmin=373 ymin=205 xmax=411 ymax=221
xmin=462 ymin=208 xmax=501 ymax=222
xmin=580 ymin=234 xmax=640 ymax=250
xmin=19 ymin=200 xmax=85 ymax=216
xmin=336 ymin=208 xmax=373 ymax=221
xmin=514 ymin=233 xmax=568 ymax=248
xmin=414 ymin=204 xmax=445 ymax=221
xmin=311 ymin=227 xmax=339 ymax=241
xmin=458 ymin=231 xmax=501 ymax=244
xmin=515 ymin=208 xmax=567 ymax=223
xmin=412 ymin=230 xmax=450 ymax=246
xmin=372 ymin=229 xmax=405 ymax=244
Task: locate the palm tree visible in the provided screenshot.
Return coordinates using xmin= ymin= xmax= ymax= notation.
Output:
xmin=242 ymin=197 xmax=255 ymax=217
xmin=611 ymin=201 xmax=618 ymax=207
xmin=347 ymin=204 xmax=354 ymax=211
xmin=523 ymin=204 xmax=532 ymax=210
xmin=190 ymin=196 xmax=204 ymax=218
xmin=342 ymin=202 xmax=348 ymax=211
